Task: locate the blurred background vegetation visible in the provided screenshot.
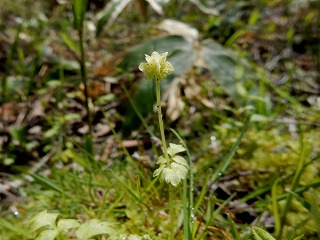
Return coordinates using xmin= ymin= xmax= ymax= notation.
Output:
xmin=0 ymin=0 xmax=319 ymax=239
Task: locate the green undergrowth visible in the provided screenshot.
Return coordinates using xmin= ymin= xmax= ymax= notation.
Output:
xmin=1 ymin=0 xmax=319 ymax=239
xmin=1 ymin=109 xmax=319 ymax=239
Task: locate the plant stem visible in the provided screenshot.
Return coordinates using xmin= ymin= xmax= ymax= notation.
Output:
xmin=155 ymin=80 xmax=174 ymax=239
xmin=78 ymin=28 xmax=93 ymax=157
xmin=155 ymin=80 xmax=169 ymax=162
xmin=278 ymin=132 xmax=306 ymax=239
xmin=169 ymin=184 xmax=174 ymax=240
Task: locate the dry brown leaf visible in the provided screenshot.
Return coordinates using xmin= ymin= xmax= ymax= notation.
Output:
xmin=163 ymin=77 xmax=185 ymax=121
xmin=183 ymin=76 xmax=201 ymax=99
xmin=94 ymin=123 xmax=113 ymax=138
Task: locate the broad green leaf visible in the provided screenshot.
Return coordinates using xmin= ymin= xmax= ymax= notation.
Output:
xmin=122 ymin=78 xmax=155 ymax=136
xmin=72 ymin=0 xmax=88 ymax=29
xmin=29 ymin=210 xmax=59 ymax=232
xmin=57 ymin=219 xmax=80 ymax=232
xmin=96 ymin=0 xmax=131 ymax=37
xmin=35 ymin=229 xmax=59 ymax=240
xmin=252 ymin=226 xmax=276 ymax=240
xmin=203 ymin=40 xmax=271 ymax=111
xmin=203 ymin=40 xmax=251 ymax=102
xmin=75 ymin=219 xmax=116 ymax=240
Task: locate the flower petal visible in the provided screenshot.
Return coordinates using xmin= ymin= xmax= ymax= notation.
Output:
xmin=139 ymin=51 xmax=174 ymax=80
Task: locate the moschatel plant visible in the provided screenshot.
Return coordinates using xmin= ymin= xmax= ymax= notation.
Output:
xmin=139 ymin=51 xmax=190 ymax=239
xmin=139 ymin=51 xmax=190 ymax=187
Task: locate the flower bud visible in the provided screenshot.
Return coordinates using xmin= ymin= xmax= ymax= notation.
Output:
xmin=138 ymin=51 xmax=174 ymax=81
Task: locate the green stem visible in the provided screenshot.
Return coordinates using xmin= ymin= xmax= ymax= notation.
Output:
xmin=278 ymin=133 xmax=306 ymax=239
xmin=155 ymin=80 xmax=169 ymax=162
xmin=169 ymin=184 xmax=174 ymax=240
xmin=155 ymin=80 xmax=174 ymax=239
xmin=78 ymin=28 xmax=93 ymax=158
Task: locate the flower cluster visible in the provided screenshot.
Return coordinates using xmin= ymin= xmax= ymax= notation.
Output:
xmin=138 ymin=51 xmax=174 ymax=81
xmin=153 ymin=143 xmax=189 ymax=187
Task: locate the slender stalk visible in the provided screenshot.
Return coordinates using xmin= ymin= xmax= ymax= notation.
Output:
xmin=155 ymin=80 xmax=174 ymax=239
xmin=155 ymin=80 xmax=169 ymax=162
xmin=78 ymin=29 xmax=92 ymax=135
xmin=183 ymin=179 xmax=191 ymax=240
xmin=169 ymin=185 xmax=174 ymax=240
xmin=171 ymin=128 xmax=192 ymax=239
xmin=278 ymin=133 xmax=306 ymax=239
xmin=78 ymin=28 xmax=93 ymax=158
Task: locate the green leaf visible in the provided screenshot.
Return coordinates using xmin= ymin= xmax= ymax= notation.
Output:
xmin=96 ymin=0 xmax=131 ymax=37
xmin=203 ymin=40 xmax=268 ymax=107
xmin=72 ymin=0 xmax=88 ymax=29
xmin=167 ymin=143 xmax=186 ymax=156
xmin=75 ymin=219 xmax=116 ymax=240
xmin=211 ymin=114 xmax=251 ymax=183
xmin=57 ymin=219 xmax=80 ymax=232
xmin=0 ymin=218 xmax=29 ymax=237
xmin=29 ymin=210 xmax=59 ymax=232
xmin=27 ymin=172 xmax=63 ymax=193
xmin=252 ymin=226 xmax=276 ymax=240
xmin=60 ymin=32 xmax=78 ymax=54
xmin=122 ymin=78 xmax=156 ymax=136
xmin=35 ymin=229 xmax=59 ymax=240
xmin=172 ymin=155 xmax=189 ymax=168
xmin=292 ymin=235 xmax=304 ymax=240
xmin=156 ymin=155 xmax=168 ymax=165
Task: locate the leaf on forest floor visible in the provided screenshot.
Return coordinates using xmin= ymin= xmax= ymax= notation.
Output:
xmin=162 ymin=77 xmax=185 ymax=121
xmin=157 ymin=19 xmax=199 ymax=43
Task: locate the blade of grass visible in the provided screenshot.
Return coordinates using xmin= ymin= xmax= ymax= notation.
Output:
xmin=27 ymin=172 xmax=63 ymax=193
xmin=104 ymin=114 xmax=145 ymax=179
xmin=108 ymin=170 xmax=142 ymax=204
xmin=0 ymin=218 xmax=29 ymax=237
xmin=271 ymin=179 xmax=281 ymax=238
xmin=194 ymin=169 xmax=211 ymax=212
xmin=211 ymin=114 xmax=252 ymax=183
xmin=278 ymin=129 xmax=307 ymax=239
xmin=183 ymin=179 xmax=191 ymax=240
xmin=256 ymin=181 xmax=320 ymax=206
xmin=122 ymin=82 xmax=156 ymax=138
xmin=170 ymin=128 xmax=193 ymax=239
xmin=227 ymin=212 xmax=240 ymax=240
xmin=72 ymin=0 xmax=87 ymax=30
xmin=196 ymin=193 xmax=237 ymax=240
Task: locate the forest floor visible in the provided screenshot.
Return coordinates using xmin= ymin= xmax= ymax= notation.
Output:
xmin=0 ymin=0 xmax=320 ymax=239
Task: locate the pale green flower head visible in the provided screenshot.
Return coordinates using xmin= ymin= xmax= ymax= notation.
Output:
xmin=138 ymin=51 xmax=174 ymax=81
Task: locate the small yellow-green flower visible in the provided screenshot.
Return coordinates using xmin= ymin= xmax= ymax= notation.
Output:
xmin=138 ymin=51 xmax=174 ymax=81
